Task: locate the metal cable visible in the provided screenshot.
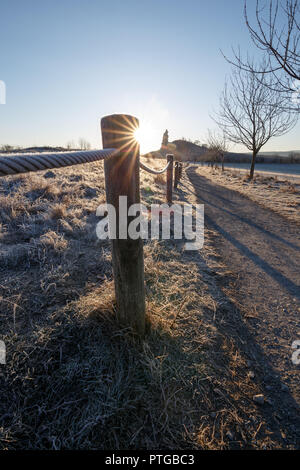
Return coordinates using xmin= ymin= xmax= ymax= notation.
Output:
xmin=139 ymin=160 xmax=171 ymax=175
xmin=0 ymin=149 xmax=118 ymax=177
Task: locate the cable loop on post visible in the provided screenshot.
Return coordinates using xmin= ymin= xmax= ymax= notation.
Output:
xmin=139 ymin=160 xmax=171 ymax=175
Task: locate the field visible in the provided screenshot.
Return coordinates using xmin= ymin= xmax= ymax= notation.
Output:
xmin=0 ymin=157 xmax=299 ymax=449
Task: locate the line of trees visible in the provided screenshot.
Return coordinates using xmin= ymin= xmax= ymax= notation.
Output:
xmin=0 ymin=138 xmax=91 ymax=153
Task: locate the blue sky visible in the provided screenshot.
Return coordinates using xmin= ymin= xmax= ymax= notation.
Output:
xmin=0 ymin=0 xmax=299 ymax=153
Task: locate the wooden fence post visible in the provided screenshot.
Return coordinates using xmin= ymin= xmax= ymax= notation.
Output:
xmin=101 ymin=114 xmax=145 ymax=336
xmin=178 ymin=163 xmax=183 ymax=181
xmin=174 ymin=162 xmax=179 ymax=189
xmin=166 ymin=154 xmax=174 ymax=204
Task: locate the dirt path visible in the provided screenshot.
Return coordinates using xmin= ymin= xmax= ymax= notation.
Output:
xmin=184 ymin=166 xmax=300 ymax=444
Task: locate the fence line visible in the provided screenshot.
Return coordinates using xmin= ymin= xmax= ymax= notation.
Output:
xmin=1 ymin=114 xmax=185 ymax=336
xmin=166 ymin=154 xmax=174 ymax=204
xmin=0 ymin=149 xmax=118 ymax=177
xmin=174 ymin=162 xmax=179 ymax=189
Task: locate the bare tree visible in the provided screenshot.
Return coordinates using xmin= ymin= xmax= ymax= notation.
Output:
xmin=207 ymin=130 xmax=229 ymax=172
xmin=78 ymin=138 xmax=91 ymax=150
xmin=66 ymin=140 xmax=75 ymax=150
xmin=226 ymin=0 xmax=300 ymax=107
xmin=214 ymin=65 xmax=297 ymax=179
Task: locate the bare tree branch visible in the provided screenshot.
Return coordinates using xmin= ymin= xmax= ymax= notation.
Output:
xmin=223 ymin=0 xmax=300 ymax=109
xmin=213 ymin=64 xmax=297 ymax=179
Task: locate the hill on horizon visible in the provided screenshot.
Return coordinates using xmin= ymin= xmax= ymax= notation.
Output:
xmin=143 ymin=139 xmax=300 ymax=164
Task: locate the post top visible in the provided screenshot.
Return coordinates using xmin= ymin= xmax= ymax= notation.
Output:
xmin=101 ymin=114 xmax=139 ymax=151
xmin=101 ymin=114 xmax=139 ymax=126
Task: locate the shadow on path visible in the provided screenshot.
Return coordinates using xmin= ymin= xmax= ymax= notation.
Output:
xmin=174 ymin=166 xmax=300 ymax=447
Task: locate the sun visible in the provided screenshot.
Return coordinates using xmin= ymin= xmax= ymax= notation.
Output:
xmin=134 ymin=124 xmax=151 ymax=146
xmin=134 ymin=127 xmax=143 ymax=144
xmin=134 ymin=121 xmax=157 ymax=154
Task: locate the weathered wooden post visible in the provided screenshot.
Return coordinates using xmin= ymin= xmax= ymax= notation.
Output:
xmin=166 ymin=154 xmax=174 ymax=204
xmin=101 ymin=114 xmax=145 ymax=336
xmin=178 ymin=163 xmax=183 ymax=181
xmin=174 ymin=162 xmax=179 ymax=189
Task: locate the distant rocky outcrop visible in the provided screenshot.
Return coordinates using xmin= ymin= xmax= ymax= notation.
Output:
xmin=146 ymin=139 xmax=212 ymax=162
xmin=171 ymin=140 xmax=209 ymax=162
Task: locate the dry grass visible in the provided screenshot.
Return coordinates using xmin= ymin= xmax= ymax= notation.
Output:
xmin=0 ymin=157 xmax=292 ymax=450
xmin=154 ymin=173 xmax=166 ymax=186
xmin=50 ymin=204 xmax=67 ymax=220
